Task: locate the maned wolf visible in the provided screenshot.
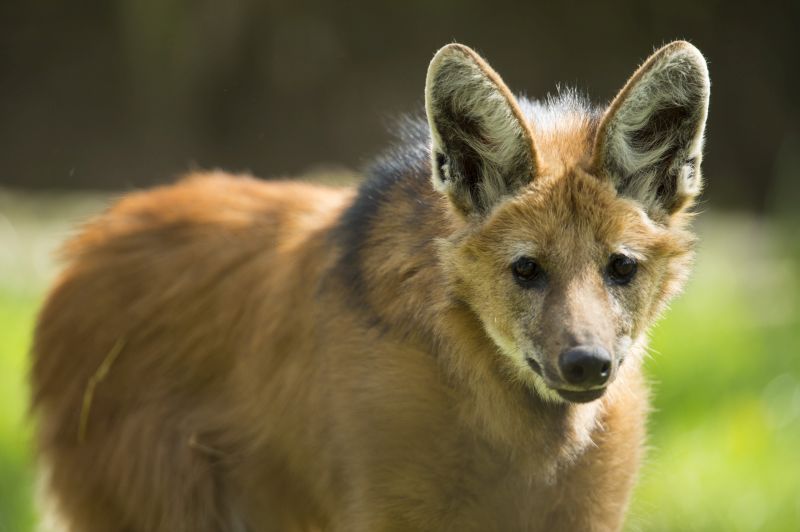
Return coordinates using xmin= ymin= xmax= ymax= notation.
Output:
xmin=32 ymin=41 xmax=709 ymax=531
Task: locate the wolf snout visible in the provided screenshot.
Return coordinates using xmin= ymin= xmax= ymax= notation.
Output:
xmin=558 ymin=345 xmax=612 ymax=388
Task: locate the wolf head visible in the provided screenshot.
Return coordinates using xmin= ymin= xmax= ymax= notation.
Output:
xmin=426 ymin=42 xmax=709 ymax=403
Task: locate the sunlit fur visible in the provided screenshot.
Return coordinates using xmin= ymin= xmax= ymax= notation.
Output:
xmin=32 ymin=42 xmax=708 ymax=531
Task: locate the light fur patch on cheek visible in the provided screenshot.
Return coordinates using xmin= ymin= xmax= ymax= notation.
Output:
xmin=526 ymin=366 xmax=563 ymax=404
xmin=615 ymin=334 xmax=634 ymax=361
xmin=483 ymin=321 xmax=564 ymax=403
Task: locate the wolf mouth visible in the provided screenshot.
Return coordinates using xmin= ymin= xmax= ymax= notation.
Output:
xmin=555 ymin=388 xmax=606 ymax=403
xmin=526 ymin=357 xmax=607 ymax=403
xmin=526 ymin=357 xmax=543 ymax=376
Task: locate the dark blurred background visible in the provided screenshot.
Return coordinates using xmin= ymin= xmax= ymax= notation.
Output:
xmin=2 ymin=0 xmax=798 ymax=212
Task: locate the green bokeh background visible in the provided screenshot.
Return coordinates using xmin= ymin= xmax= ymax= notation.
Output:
xmin=1 ymin=191 xmax=798 ymax=531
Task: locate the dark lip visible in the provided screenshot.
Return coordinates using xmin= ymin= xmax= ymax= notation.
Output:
xmin=526 ymin=357 xmax=543 ymax=376
xmin=556 ymin=388 xmax=606 ymax=403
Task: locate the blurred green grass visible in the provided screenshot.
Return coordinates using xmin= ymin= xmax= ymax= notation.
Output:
xmin=0 ymin=190 xmax=798 ymax=531
xmin=627 ymin=218 xmax=800 ymax=531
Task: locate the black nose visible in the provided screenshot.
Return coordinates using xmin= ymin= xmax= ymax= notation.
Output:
xmin=558 ymin=346 xmax=612 ymax=387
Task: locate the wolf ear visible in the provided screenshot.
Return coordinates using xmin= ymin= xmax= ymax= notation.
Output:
xmin=425 ymin=44 xmax=539 ymax=217
xmin=592 ymin=41 xmax=710 ymax=219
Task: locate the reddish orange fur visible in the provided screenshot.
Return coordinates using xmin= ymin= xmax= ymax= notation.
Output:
xmin=32 ymin=44 xmax=705 ymax=531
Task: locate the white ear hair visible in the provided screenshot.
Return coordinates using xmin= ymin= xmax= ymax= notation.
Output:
xmin=425 ymin=44 xmax=539 ymax=216
xmin=593 ymin=41 xmax=710 ymax=218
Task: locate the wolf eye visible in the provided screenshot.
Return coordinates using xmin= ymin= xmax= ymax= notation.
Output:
xmin=607 ymin=254 xmax=637 ymax=285
xmin=512 ymin=257 xmax=545 ymax=288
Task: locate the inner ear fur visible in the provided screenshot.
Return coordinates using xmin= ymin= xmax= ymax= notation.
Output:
xmin=592 ymin=41 xmax=710 ymax=219
xmin=425 ymin=44 xmax=539 ymax=217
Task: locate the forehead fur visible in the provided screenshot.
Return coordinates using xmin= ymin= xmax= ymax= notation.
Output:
xmin=476 ymin=168 xmax=691 ymax=266
xmin=517 ymin=92 xmax=602 ymax=178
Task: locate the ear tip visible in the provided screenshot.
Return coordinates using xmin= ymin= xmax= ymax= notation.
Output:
xmin=658 ymin=40 xmax=709 ymax=72
xmin=650 ymin=40 xmax=711 ymax=98
xmin=433 ymin=42 xmax=476 ymax=57
xmin=429 ymin=43 xmax=479 ymax=69
xmin=426 ymin=43 xmax=485 ymax=99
